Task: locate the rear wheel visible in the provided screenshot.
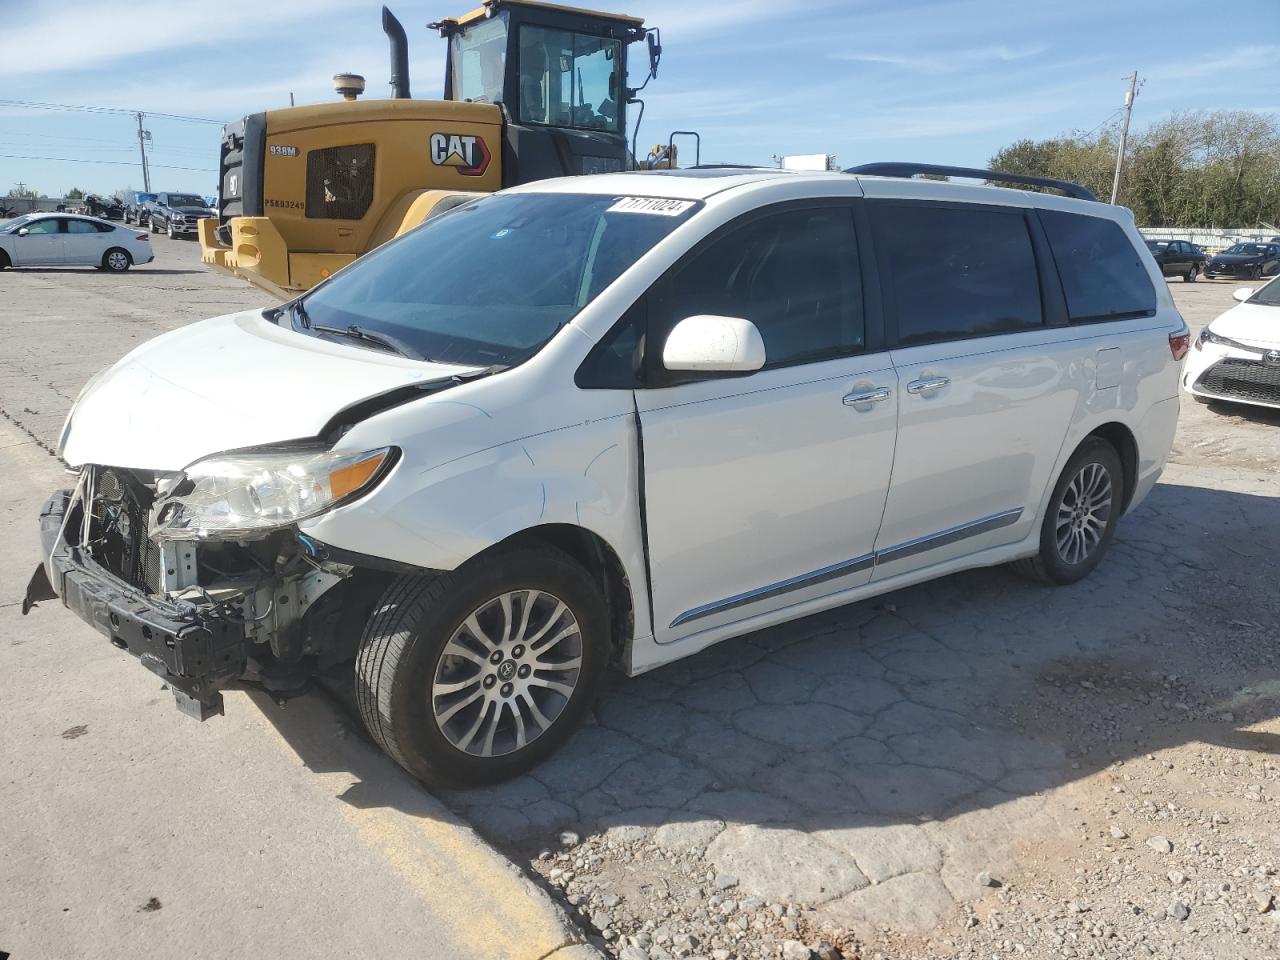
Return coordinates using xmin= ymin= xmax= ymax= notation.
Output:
xmin=355 ymin=545 xmax=610 ymax=787
xmin=0 ymin=250 xmax=9 ymax=270
xmin=1251 ymin=265 xmax=1264 ymax=280
xmin=102 ymin=248 xmax=131 ymax=272
xmin=1012 ymin=436 xmax=1123 ymax=586
xmin=1184 ymin=264 xmax=1198 ymax=282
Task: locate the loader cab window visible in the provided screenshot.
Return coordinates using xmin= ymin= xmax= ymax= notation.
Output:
xmin=452 ymin=14 xmax=509 ymax=105
xmin=518 ymin=26 xmax=622 ymax=133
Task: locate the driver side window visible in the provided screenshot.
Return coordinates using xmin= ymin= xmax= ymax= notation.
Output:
xmin=24 ymin=218 xmax=62 ymax=235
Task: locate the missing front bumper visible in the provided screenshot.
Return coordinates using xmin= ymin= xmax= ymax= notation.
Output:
xmin=27 ymin=490 xmax=248 ymax=720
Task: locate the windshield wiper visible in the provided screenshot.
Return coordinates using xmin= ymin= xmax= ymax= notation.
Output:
xmin=311 ymin=323 xmax=428 ymax=361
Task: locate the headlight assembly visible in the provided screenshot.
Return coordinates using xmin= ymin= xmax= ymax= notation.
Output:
xmin=150 ymin=445 xmax=396 ymax=540
xmin=1196 ymin=327 xmax=1255 ymax=353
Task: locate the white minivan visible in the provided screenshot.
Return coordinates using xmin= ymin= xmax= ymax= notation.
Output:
xmin=25 ymin=166 xmax=1188 ymax=786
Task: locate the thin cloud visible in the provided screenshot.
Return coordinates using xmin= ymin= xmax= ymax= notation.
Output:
xmin=833 ymin=43 xmax=1048 ymax=74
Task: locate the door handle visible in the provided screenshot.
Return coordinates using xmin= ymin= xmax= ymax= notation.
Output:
xmin=906 ymin=376 xmax=950 ymax=395
xmin=842 ymin=387 xmax=891 ymax=406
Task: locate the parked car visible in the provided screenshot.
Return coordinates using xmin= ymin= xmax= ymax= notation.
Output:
xmin=145 ymin=192 xmax=214 ymax=239
xmin=123 ymin=192 xmax=156 ymax=226
xmin=1144 ymin=239 xmax=1207 ymax=281
xmin=0 ymin=213 xmax=153 ymax=272
xmin=24 ymin=168 xmax=1187 ymax=786
xmin=1183 ymin=277 xmax=1280 ymax=409
xmin=1204 ymin=242 xmax=1280 ymax=280
xmin=82 ymin=194 xmax=124 ymax=221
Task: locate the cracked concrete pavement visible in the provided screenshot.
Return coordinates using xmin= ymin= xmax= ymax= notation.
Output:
xmin=1 ymin=241 xmax=1276 ymax=960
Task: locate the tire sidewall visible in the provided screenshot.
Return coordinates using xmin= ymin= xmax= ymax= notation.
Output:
xmin=385 ymin=549 xmax=610 ymax=787
xmin=1036 ymin=438 xmax=1124 ymax=584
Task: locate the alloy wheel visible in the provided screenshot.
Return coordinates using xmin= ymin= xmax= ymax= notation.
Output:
xmin=1055 ymin=462 xmax=1113 ymax=565
xmin=431 ymin=589 xmax=583 ymax=758
xmin=106 ymin=251 xmax=129 ymax=271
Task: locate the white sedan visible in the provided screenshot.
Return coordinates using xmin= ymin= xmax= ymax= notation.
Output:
xmin=1183 ymin=277 xmax=1280 ymax=409
xmin=0 ymin=213 xmax=154 ymax=272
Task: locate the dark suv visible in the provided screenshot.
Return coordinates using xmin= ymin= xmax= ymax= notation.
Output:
xmin=123 ymin=192 xmax=156 ymax=227
xmin=146 ymin=192 xmax=214 ymax=239
xmin=1145 ymin=239 xmax=1207 ymax=282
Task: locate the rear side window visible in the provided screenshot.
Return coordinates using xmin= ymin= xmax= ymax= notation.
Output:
xmin=1039 ymin=210 xmax=1156 ymax=322
xmin=658 ymin=206 xmax=864 ymax=368
xmin=306 ymin=144 xmax=375 ymax=220
xmin=872 ymin=203 xmax=1043 ymax=346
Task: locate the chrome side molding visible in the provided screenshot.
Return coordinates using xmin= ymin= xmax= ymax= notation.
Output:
xmin=670 ymin=507 xmax=1024 ymax=628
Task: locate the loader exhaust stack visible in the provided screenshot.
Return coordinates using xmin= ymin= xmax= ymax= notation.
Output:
xmin=383 ymin=6 xmax=412 ymax=99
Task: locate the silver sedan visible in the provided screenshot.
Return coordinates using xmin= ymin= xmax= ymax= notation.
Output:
xmin=0 ymin=213 xmax=155 ymax=272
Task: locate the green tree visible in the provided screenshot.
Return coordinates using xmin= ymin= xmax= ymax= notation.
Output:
xmin=66 ymin=187 xmax=84 ymax=200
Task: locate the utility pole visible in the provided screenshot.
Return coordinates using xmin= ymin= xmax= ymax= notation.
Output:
xmin=1109 ymin=71 xmax=1140 ymax=205
xmin=136 ymin=111 xmax=151 ymax=192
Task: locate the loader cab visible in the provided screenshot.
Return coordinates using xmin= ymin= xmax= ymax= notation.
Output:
xmin=436 ymin=0 xmax=653 ymax=183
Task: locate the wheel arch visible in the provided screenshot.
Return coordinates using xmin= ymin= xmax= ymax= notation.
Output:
xmin=482 ymin=522 xmax=635 ymax=661
xmin=1084 ymin=421 xmax=1138 ymax=512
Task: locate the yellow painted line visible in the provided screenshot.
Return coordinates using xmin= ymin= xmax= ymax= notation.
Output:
xmin=241 ymin=693 xmax=587 ymax=960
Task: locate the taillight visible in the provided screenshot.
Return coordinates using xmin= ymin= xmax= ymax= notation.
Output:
xmin=1169 ymin=331 xmax=1190 ymax=361
xmin=136 ymin=234 xmax=149 ymax=241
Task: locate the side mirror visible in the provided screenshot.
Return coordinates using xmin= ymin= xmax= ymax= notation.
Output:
xmin=646 ymin=31 xmax=660 ymax=80
xmin=1232 ymin=287 xmax=1254 ymax=303
xmin=16 ymin=227 xmax=28 ymax=237
xmin=663 ymin=315 xmax=765 ymax=374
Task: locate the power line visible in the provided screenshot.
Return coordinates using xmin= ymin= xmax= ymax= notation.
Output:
xmin=0 ymin=153 xmax=215 ymax=173
xmin=0 ymin=99 xmax=225 ymax=125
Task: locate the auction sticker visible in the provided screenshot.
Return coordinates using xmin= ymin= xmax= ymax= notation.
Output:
xmin=608 ymin=197 xmax=695 ymax=216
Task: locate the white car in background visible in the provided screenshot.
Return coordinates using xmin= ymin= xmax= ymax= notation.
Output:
xmin=0 ymin=213 xmax=154 ymax=272
xmin=1183 ymin=278 xmax=1280 ymax=409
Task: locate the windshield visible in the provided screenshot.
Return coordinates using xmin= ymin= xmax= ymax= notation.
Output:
xmin=136 ymin=193 xmax=156 ymax=202
xmin=297 ymin=192 xmax=698 ymax=367
xmin=1249 ymin=275 xmax=1280 ymax=307
xmin=1224 ymin=243 xmax=1267 ymax=256
xmin=168 ymin=194 xmax=206 ymax=207
xmin=1146 ymin=240 xmax=1169 ymax=252
xmin=4 ymin=214 xmax=35 ymax=231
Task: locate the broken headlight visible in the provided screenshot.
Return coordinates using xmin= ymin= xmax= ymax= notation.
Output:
xmin=150 ymin=445 xmax=395 ymax=540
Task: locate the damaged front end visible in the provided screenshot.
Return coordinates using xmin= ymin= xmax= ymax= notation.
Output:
xmin=25 ymin=463 xmax=389 ymax=720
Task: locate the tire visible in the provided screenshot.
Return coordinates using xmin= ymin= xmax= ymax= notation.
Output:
xmin=1011 ymin=436 xmax=1123 ymax=586
xmin=150 ymin=217 xmax=159 ymax=234
xmin=1184 ymin=264 xmax=1198 ymax=282
xmin=355 ymin=545 xmax=611 ymax=787
xmin=1251 ymin=266 xmax=1263 ymax=280
xmin=167 ymin=222 xmax=175 ymax=239
xmin=102 ymin=248 xmax=131 ymax=272
xmin=0 ymin=250 xmax=9 ymax=270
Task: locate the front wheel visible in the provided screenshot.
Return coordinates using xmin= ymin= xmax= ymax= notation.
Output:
xmin=1251 ymin=266 xmax=1264 ymax=280
xmin=355 ymin=545 xmax=610 ymax=787
xmin=167 ymin=222 xmax=176 ymax=239
xmin=1011 ymin=436 xmax=1123 ymax=586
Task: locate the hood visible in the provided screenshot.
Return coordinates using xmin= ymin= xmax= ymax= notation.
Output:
xmin=62 ymin=309 xmax=481 ymax=471
xmin=173 ymin=207 xmax=213 ymax=216
xmin=1209 ymin=301 xmax=1280 ymax=346
xmin=1211 ymin=253 xmax=1262 ymax=264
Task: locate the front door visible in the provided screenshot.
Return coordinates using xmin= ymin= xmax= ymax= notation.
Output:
xmin=12 ymin=217 xmax=64 ymax=265
xmin=867 ymin=199 xmax=1077 ymax=579
xmin=635 ymin=201 xmax=897 ymax=641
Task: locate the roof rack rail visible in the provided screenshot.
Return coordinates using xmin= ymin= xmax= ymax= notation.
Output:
xmin=845 ymin=162 xmax=1097 ymax=202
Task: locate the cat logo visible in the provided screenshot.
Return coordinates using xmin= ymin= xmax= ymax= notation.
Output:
xmin=429 ymin=132 xmax=491 ymax=177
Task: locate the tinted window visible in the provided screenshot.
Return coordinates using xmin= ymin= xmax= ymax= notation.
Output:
xmin=24 ymin=218 xmax=61 ymax=235
xmin=1040 ymin=210 xmax=1156 ymax=322
xmin=873 ymin=203 xmax=1042 ymax=346
xmin=659 ymin=206 xmax=863 ymax=368
xmin=66 ymin=220 xmax=100 ymax=234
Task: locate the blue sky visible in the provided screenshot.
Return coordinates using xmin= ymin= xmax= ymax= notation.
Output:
xmin=1 ymin=0 xmax=1277 ymax=197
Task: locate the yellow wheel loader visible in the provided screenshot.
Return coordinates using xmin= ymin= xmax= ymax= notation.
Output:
xmin=200 ymin=0 xmax=661 ymax=298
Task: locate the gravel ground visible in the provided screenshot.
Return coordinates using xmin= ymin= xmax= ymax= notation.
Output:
xmin=1 ymin=244 xmax=1276 ymax=960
